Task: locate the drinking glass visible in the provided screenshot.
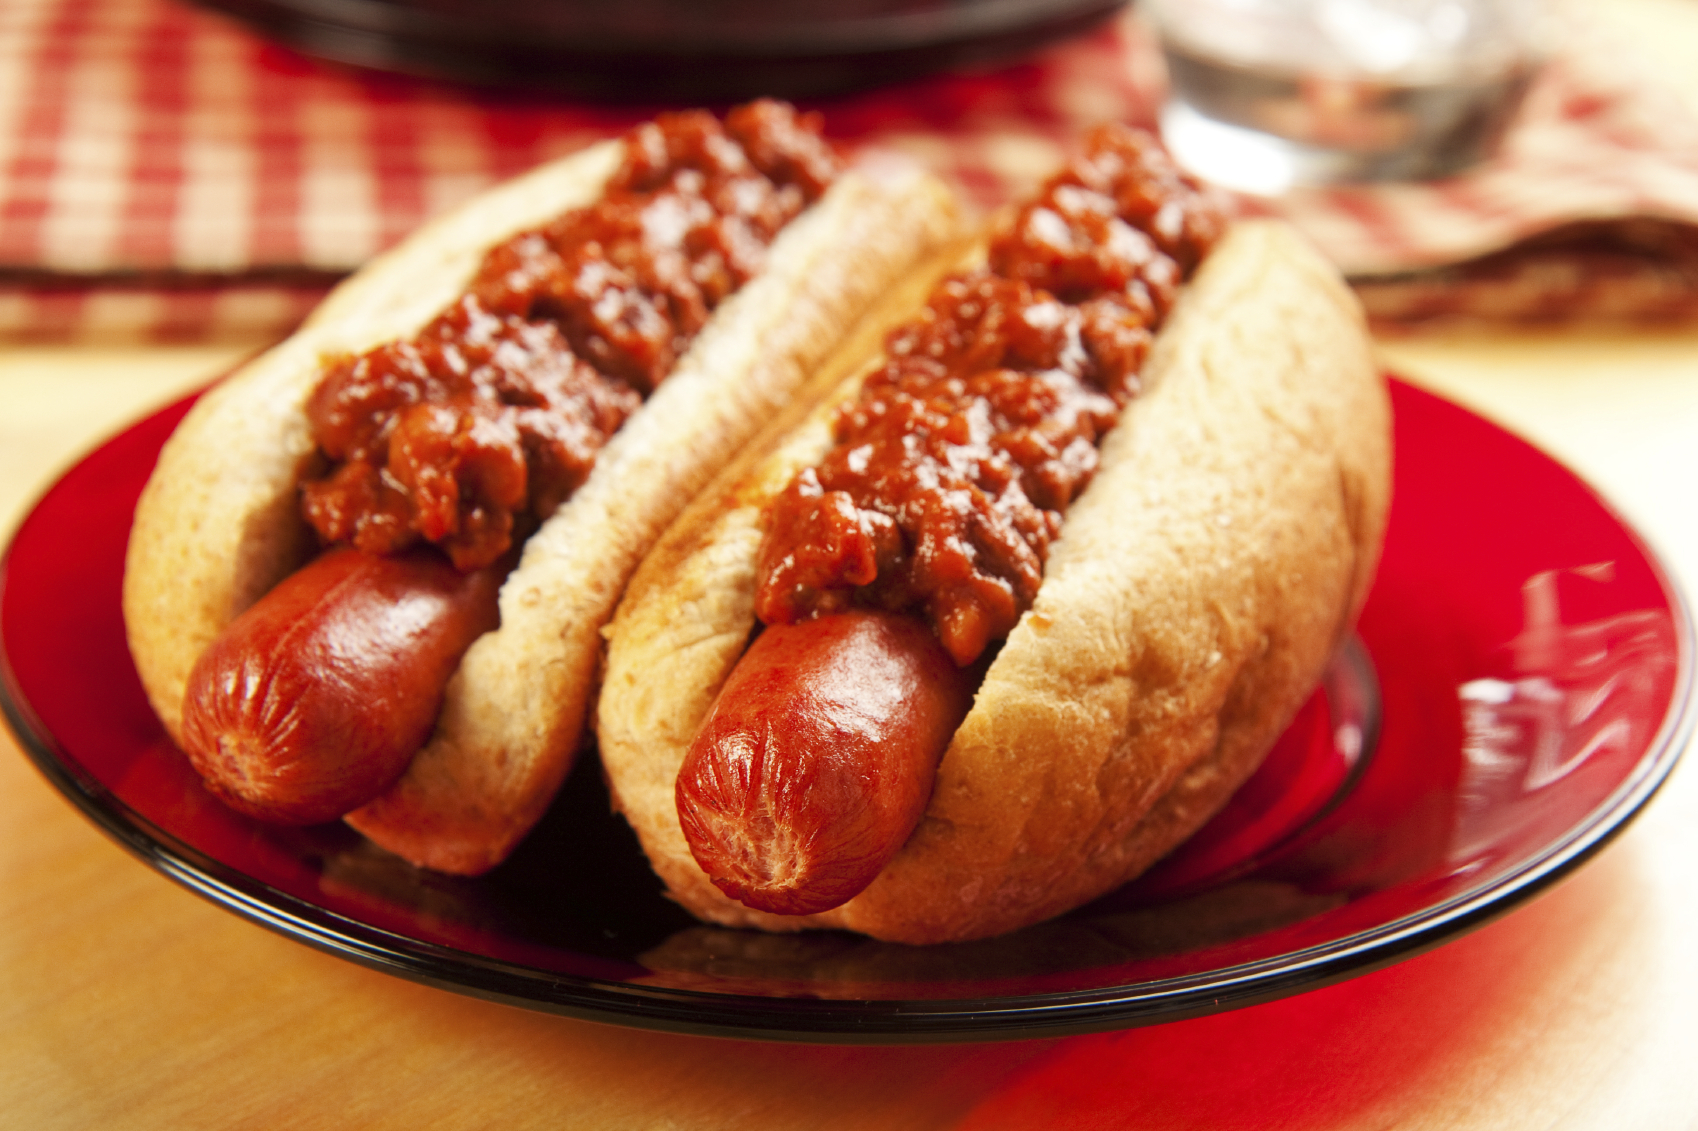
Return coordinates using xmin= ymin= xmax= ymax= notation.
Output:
xmin=1144 ymin=0 xmax=1548 ymax=193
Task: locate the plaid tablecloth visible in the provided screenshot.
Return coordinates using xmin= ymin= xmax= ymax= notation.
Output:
xmin=3 ymin=0 xmax=1697 ymax=341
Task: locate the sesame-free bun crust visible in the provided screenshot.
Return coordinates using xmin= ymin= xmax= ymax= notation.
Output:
xmin=122 ymin=142 xmax=961 ymax=875
xmin=595 ymin=219 xmax=1391 ymax=944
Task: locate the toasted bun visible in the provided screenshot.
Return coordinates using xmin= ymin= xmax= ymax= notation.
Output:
xmin=123 ymin=142 xmax=962 ymax=874
xmin=595 ymin=219 xmax=1391 ymax=944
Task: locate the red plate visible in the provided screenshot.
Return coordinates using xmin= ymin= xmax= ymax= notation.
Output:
xmin=1 ymin=378 xmax=1689 ymax=1042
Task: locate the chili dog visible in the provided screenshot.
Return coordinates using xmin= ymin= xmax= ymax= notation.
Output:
xmin=596 ymin=126 xmax=1391 ymax=944
xmin=122 ymin=101 xmax=960 ymax=874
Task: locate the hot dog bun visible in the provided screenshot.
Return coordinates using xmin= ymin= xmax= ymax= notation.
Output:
xmin=123 ymin=136 xmax=961 ymax=875
xmin=596 ymin=218 xmax=1390 ymax=944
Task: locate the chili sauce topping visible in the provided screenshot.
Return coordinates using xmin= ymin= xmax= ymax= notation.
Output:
xmin=301 ymin=100 xmax=839 ymax=572
xmin=755 ymin=125 xmax=1224 ymax=666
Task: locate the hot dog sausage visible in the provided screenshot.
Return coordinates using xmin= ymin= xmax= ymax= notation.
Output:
xmin=596 ymin=118 xmax=1385 ymax=945
xmin=677 ymin=609 xmax=977 ymax=915
xmin=180 ymin=547 xmax=501 ymax=824
xmin=177 ymin=103 xmax=837 ymax=832
xmin=669 ymin=126 xmax=1226 ymax=915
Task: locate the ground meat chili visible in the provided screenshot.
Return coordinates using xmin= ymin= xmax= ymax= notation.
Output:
xmin=300 ymin=100 xmax=839 ymax=572
xmin=754 ymin=125 xmax=1224 ymax=666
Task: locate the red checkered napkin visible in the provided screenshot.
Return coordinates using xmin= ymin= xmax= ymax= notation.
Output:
xmin=0 ymin=0 xmax=658 ymax=341
xmin=3 ymin=0 xmax=1697 ymax=341
xmin=0 ymin=0 xmax=1177 ymax=342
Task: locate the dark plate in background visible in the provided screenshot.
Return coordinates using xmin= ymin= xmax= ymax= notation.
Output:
xmin=191 ymin=0 xmax=1127 ymax=99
